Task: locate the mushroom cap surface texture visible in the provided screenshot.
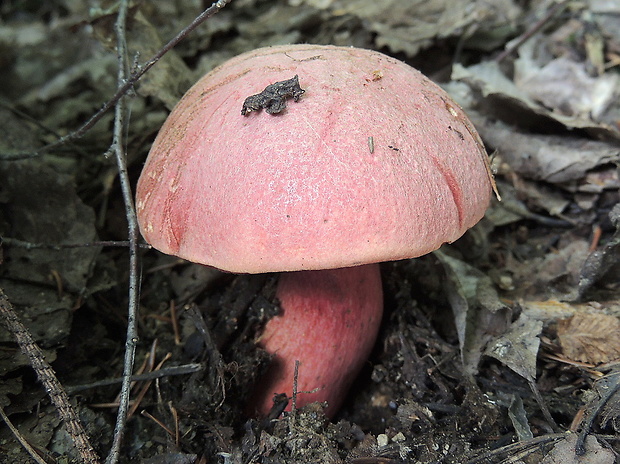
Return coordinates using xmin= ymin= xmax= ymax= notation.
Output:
xmin=136 ymin=44 xmax=493 ymax=273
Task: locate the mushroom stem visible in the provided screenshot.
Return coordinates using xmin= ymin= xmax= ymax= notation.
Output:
xmin=251 ymin=263 xmax=383 ymax=418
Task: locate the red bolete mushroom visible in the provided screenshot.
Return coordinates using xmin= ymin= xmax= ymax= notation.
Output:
xmin=136 ymin=44 xmax=495 ymax=418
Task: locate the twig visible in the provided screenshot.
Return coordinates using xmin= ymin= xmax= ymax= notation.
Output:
xmin=495 ymin=1 xmax=569 ymax=63
xmin=0 ymin=288 xmax=100 ymax=464
xmin=1 ymin=236 xmax=151 ymax=250
xmin=528 ymin=379 xmax=560 ymax=432
xmin=0 ymin=97 xmax=89 ymax=159
xmin=170 ymin=300 xmax=182 ymax=345
xmin=140 ymin=410 xmax=175 ymax=439
xmin=575 ymin=370 xmax=620 ymax=455
xmin=184 ymin=303 xmax=227 ymax=407
xmin=0 ymin=406 xmax=49 ymax=464
xmin=465 ymin=432 xmax=568 ymax=463
xmin=289 ymin=359 xmax=301 ymax=427
xmin=127 ymin=352 xmax=172 ymax=419
xmin=66 ymin=363 xmax=203 ymax=394
xmin=114 ymin=339 xmax=157 ymax=408
xmin=0 ymin=0 xmax=233 ymax=161
xmin=105 ymin=2 xmax=139 ymax=462
xmin=292 ymin=359 xmax=300 ymax=414
xmin=168 ymin=401 xmax=181 ymax=447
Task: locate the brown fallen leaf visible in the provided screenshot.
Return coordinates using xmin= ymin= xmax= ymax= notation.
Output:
xmin=558 ymin=312 xmax=620 ymax=365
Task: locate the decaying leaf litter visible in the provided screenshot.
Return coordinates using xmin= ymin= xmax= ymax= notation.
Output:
xmin=0 ymin=0 xmax=619 ymax=462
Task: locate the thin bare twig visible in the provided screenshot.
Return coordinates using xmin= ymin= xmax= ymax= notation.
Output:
xmin=66 ymin=363 xmax=203 ymax=394
xmin=528 ymin=379 xmax=560 ymax=432
xmin=495 ymin=1 xmax=569 ymax=63
xmin=1 ymin=0 xmax=233 ymax=161
xmin=185 ymin=303 xmax=227 ymax=407
xmin=105 ymin=1 xmax=139 ymax=462
xmin=170 ymin=300 xmax=182 ymax=345
xmin=1 ymin=236 xmax=151 ymax=250
xmin=140 ymin=410 xmax=175 ymax=439
xmin=292 ymin=359 xmax=300 ymax=414
xmin=0 ymin=98 xmax=90 ymax=158
xmin=288 ymin=360 xmax=301 ymax=428
xmin=127 ymin=352 xmax=172 ymax=419
xmin=168 ymin=401 xmax=181 ymax=447
xmin=0 ymin=288 xmax=100 ymax=464
xmin=465 ymin=432 xmax=568 ymax=464
xmin=0 ymin=406 xmax=50 ymax=464
xmin=575 ymin=369 xmax=620 ymax=455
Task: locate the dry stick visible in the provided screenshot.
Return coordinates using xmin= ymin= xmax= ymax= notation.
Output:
xmin=170 ymin=300 xmax=182 ymax=345
xmin=465 ymin=432 xmax=568 ymax=464
xmin=0 ymin=98 xmax=90 ymax=159
xmin=184 ymin=303 xmax=227 ymax=407
xmin=1 ymin=0 xmax=233 ymax=161
xmin=1 ymin=237 xmax=152 ymax=250
xmin=66 ymin=363 xmax=203 ymax=394
xmin=528 ymin=379 xmax=560 ymax=432
xmin=0 ymin=406 xmax=49 ymax=464
xmin=575 ymin=370 xmax=620 ymax=455
xmin=292 ymin=360 xmax=300 ymax=414
xmin=127 ymin=353 xmax=173 ymax=419
xmin=0 ymin=289 xmax=100 ymax=464
xmin=140 ymin=410 xmax=175 ymax=439
xmin=495 ymin=0 xmax=569 ymax=63
xmin=105 ymin=3 xmax=139 ymax=463
xmin=168 ymin=401 xmax=181 ymax=447
xmin=288 ymin=360 xmax=301 ymax=428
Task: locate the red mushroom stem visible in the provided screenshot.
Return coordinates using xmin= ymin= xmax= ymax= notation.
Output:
xmin=250 ymin=263 xmax=383 ymax=418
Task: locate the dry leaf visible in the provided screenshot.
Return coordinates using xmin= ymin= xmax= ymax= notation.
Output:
xmin=434 ymin=250 xmax=511 ymax=376
xmin=507 ymin=239 xmax=591 ymax=299
xmin=0 ymin=159 xmax=101 ymax=346
xmin=576 ymin=203 xmax=620 ymax=299
xmin=486 ymin=313 xmax=543 ymax=382
xmin=541 ymin=433 xmax=614 ymax=464
xmin=520 ymin=299 xmax=576 ymax=321
xmin=515 ymin=55 xmax=619 ymax=121
xmin=472 ymin=119 xmax=620 ymax=185
xmin=451 ymin=61 xmax=620 ymax=137
xmin=336 ymin=0 xmax=521 ymax=57
xmin=558 ymin=312 xmax=620 ymax=364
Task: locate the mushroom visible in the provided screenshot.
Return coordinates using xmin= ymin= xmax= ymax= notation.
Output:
xmin=135 ymin=44 xmax=495 ymax=418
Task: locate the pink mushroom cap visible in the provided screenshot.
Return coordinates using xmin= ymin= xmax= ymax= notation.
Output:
xmin=136 ymin=44 xmax=493 ymax=274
